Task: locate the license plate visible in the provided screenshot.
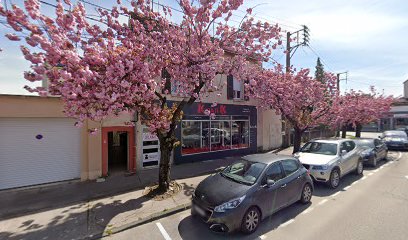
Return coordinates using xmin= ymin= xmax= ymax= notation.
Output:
xmin=194 ymin=205 xmax=206 ymax=217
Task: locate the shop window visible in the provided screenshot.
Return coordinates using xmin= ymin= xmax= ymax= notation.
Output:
xmin=210 ymin=121 xmax=231 ymax=151
xmin=181 ymin=117 xmax=250 ymax=155
xmin=232 ymin=121 xmax=249 ymax=149
xmin=181 ymin=121 xmax=209 ymax=155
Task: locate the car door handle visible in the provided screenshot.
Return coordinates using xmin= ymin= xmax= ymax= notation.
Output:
xmin=280 ymin=184 xmax=287 ymax=188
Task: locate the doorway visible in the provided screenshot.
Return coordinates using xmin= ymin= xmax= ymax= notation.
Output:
xmin=102 ymin=126 xmax=135 ymax=176
xmin=108 ymin=131 xmax=128 ymax=173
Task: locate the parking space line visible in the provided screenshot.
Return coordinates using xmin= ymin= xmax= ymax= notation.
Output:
xmin=405 ymin=175 xmax=408 ymax=180
xmin=332 ymin=192 xmax=341 ymax=197
xmin=351 ymin=181 xmax=359 ymax=185
xmin=318 ymin=199 xmax=328 ymax=205
xmin=280 ymin=219 xmax=295 ymax=227
xmin=301 ymin=207 xmax=314 ymax=215
xmin=344 ymin=186 xmax=352 ymax=190
xmin=361 ymin=176 xmax=367 ymax=181
xmin=156 ymin=222 xmax=172 ymax=240
xmin=259 ymin=235 xmax=267 ymax=239
xmin=368 ymin=172 xmax=374 ymax=176
xmin=373 ymin=169 xmax=379 ymax=173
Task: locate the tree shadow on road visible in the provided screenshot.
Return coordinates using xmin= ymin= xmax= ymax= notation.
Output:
xmin=178 ymin=202 xmax=312 ymax=240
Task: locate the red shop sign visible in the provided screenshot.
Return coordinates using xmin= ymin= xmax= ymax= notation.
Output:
xmin=197 ymin=103 xmax=227 ymax=115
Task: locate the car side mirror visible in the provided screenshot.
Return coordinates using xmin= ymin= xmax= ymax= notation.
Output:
xmin=266 ymin=179 xmax=275 ymax=187
xmin=341 ymin=150 xmax=347 ymax=156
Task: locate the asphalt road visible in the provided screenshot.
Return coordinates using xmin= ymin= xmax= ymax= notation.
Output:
xmin=104 ymin=150 xmax=408 ymax=240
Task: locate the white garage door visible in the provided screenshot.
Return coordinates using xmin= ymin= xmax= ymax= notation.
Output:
xmin=0 ymin=118 xmax=81 ymax=190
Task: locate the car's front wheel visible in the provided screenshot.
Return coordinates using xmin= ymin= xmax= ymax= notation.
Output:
xmin=241 ymin=207 xmax=261 ymax=234
xmin=355 ymin=160 xmax=364 ymax=175
xmin=300 ymin=183 xmax=313 ymax=204
xmin=328 ymin=168 xmax=340 ymax=189
xmin=372 ymin=155 xmax=377 ymax=167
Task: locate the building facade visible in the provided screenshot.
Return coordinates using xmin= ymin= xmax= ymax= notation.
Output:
xmin=0 ymin=74 xmax=282 ymax=190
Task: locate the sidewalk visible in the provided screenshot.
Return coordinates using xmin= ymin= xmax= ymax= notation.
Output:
xmin=0 ymin=148 xmax=301 ymax=240
xmin=0 ymin=155 xmax=243 ymax=240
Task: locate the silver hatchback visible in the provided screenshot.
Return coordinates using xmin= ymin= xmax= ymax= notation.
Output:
xmin=294 ymin=139 xmax=365 ymax=188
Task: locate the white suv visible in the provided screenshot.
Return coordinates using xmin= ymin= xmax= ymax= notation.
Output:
xmin=294 ymin=139 xmax=364 ymax=188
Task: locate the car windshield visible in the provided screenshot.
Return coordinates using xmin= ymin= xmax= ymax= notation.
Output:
xmin=221 ymin=160 xmax=266 ymax=185
xmin=383 ymin=132 xmax=407 ymax=138
xmin=355 ymin=140 xmax=374 ymax=148
xmin=300 ymin=142 xmax=338 ymax=155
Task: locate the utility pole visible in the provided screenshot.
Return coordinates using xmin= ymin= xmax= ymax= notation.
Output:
xmin=336 ymin=71 xmax=348 ymax=137
xmin=282 ymin=25 xmax=309 ymax=148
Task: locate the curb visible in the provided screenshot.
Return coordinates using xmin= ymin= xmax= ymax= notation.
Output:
xmin=88 ymin=202 xmax=192 ymax=239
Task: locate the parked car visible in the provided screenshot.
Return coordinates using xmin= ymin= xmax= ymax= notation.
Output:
xmin=395 ymin=126 xmax=408 ymax=136
xmin=294 ymin=139 xmax=364 ymax=189
xmin=353 ymin=138 xmax=388 ymax=167
xmin=381 ymin=130 xmax=408 ymax=150
xmin=191 ymin=154 xmax=313 ymax=234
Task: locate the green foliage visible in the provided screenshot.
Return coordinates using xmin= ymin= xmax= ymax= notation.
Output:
xmin=315 ymin=57 xmax=325 ymax=83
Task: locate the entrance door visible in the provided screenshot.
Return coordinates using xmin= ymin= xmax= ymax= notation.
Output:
xmin=102 ymin=127 xmax=135 ymax=176
xmin=108 ymin=131 xmax=128 ymax=172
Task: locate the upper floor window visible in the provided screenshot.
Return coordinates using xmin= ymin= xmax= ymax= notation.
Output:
xmin=227 ymin=74 xmax=249 ymax=101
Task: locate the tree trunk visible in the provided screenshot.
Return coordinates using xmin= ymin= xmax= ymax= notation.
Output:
xmin=292 ymin=127 xmax=303 ymax=154
xmin=355 ymin=123 xmax=362 ymax=138
xmin=158 ymin=140 xmax=172 ymax=192
xmin=341 ymin=125 xmax=347 ymax=138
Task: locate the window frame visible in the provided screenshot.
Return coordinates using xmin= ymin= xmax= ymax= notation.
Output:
xmin=263 ymin=162 xmax=285 ymax=183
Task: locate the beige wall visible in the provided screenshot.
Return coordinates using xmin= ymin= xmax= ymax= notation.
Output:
xmin=259 ymin=109 xmax=282 ymax=151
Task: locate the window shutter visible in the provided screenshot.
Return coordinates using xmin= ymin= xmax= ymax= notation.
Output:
xmin=244 ymin=79 xmax=250 ymax=101
xmin=227 ymin=74 xmax=233 ymax=99
xmin=161 ymin=68 xmax=171 ymax=94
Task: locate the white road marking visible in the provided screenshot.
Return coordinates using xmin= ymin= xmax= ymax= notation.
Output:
xmin=351 ymin=181 xmax=359 ymax=185
xmin=368 ymin=172 xmax=374 ymax=176
xmin=398 ymin=152 xmax=402 ymax=160
xmin=332 ymin=192 xmax=341 ymax=197
xmin=156 ymin=222 xmax=172 ymax=240
xmin=301 ymin=207 xmax=314 ymax=215
xmin=280 ymin=219 xmax=295 ymax=227
xmin=318 ymin=199 xmax=328 ymax=205
xmin=361 ymin=176 xmax=367 ymax=181
xmin=373 ymin=169 xmax=379 ymax=173
xmin=344 ymin=186 xmax=352 ymax=190
xmin=405 ymin=175 xmax=408 ymax=180
xmin=259 ymin=235 xmax=267 ymax=239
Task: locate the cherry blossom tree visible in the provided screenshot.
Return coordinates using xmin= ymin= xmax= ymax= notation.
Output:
xmin=329 ymin=87 xmax=394 ymax=138
xmin=250 ymin=66 xmax=338 ymax=153
xmin=0 ymin=0 xmax=282 ymax=191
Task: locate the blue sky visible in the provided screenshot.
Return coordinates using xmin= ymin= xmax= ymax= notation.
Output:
xmin=1 ymin=0 xmax=407 ymax=96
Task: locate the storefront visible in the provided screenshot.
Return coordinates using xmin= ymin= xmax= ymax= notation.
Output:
xmin=172 ymin=102 xmax=257 ymax=164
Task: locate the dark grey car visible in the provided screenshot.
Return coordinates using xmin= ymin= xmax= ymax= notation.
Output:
xmin=354 ymin=138 xmax=388 ymax=167
xmin=381 ymin=130 xmax=408 ymax=150
xmin=191 ymin=154 xmax=313 ymax=234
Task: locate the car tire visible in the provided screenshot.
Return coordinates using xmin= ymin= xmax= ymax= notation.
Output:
xmin=328 ymin=168 xmax=340 ymax=189
xmin=372 ymin=155 xmax=377 ymax=167
xmin=355 ymin=159 xmax=364 ymax=175
xmin=383 ymin=151 xmax=388 ymax=161
xmin=241 ymin=207 xmax=261 ymax=234
xmin=300 ymin=183 xmax=313 ymax=204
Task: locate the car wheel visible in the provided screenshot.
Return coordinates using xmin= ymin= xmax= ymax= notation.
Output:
xmin=383 ymin=151 xmax=388 ymax=161
xmin=328 ymin=168 xmax=340 ymax=189
xmin=300 ymin=183 xmax=313 ymax=204
xmin=372 ymin=155 xmax=377 ymax=167
xmin=241 ymin=207 xmax=261 ymax=234
xmin=355 ymin=160 xmax=364 ymax=175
